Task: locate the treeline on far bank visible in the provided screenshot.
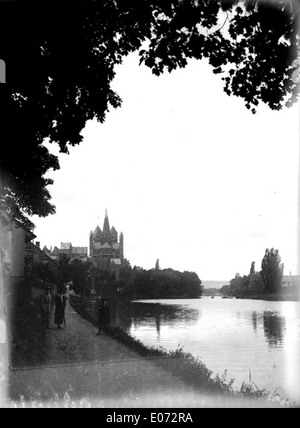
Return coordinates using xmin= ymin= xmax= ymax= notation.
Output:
xmin=25 ymin=255 xmax=203 ymax=299
xmin=117 ymin=266 xmax=203 ymax=299
xmin=220 ymin=248 xmax=297 ymax=300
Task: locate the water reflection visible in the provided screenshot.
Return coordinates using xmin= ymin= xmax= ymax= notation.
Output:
xmin=86 ymin=299 xmax=286 ymax=351
xmin=127 ymin=302 xmax=201 ymax=335
xmin=86 ymin=299 xmax=201 ymax=334
xmin=125 ymin=301 xmax=201 ymax=342
xmin=252 ymin=312 xmax=257 ymax=333
xmin=80 ymin=297 xmax=299 ymax=402
xmin=263 ymin=311 xmax=286 ymax=347
xmin=155 ymin=313 xmax=161 ymax=338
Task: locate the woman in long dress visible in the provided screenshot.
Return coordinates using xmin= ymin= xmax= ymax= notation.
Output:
xmin=54 ymin=288 xmax=66 ymax=329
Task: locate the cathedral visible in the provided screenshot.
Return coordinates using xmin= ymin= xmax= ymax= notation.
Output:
xmin=89 ymin=210 xmax=124 ymax=270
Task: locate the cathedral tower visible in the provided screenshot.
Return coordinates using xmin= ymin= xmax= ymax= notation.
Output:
xmin=89 ymin=210 xmax=124 ymax=270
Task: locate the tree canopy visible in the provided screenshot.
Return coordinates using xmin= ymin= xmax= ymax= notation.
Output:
xmin=220 ymin=247 xmax=284 ymax=297
xmin=0 ymin=0 xmax=299 ymax=227
xmin=260 ymin=248 xmax=284 ymax=293
xmin=119 ymin=266 xmax=203 ymax=299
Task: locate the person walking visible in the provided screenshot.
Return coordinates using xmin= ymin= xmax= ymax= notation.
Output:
xmin=41 ymin=285 xmax=52 ymax=329
xmin=54 ymin=288 xmax=66 ymax=329
xmin=97 ymin=298 xmax=110 ymax=335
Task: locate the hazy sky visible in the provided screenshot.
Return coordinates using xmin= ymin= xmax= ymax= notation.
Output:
xmin=32 ymin=52 xmax=299 ymax=282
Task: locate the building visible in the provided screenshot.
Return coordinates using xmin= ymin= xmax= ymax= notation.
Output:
xmin=42 ymin=243 xmax=88 ymax=262
xmin=24 ymin=241 xmax=57 ymax=277
xmin=282 ymin=275 xmax=300 ymax=288
xmin=0 ymin=214 xmax=35 ymax=282
xmin=49 ymin=246 xmax=60 ymax=261
xmin=89 ymin=210 xmax=124 ymax=271
xmin=59 ymin=242 xmax=72 ymax=257
xmin=71 ymin=246 xmax=88 ymax=262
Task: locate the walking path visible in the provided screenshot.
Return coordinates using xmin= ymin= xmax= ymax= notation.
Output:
xmin=5 ymin=302 xmax=271 ymax=408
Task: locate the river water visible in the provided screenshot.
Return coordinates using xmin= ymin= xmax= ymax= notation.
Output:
xmin=88 ymin=296 xmax=300 ymax=403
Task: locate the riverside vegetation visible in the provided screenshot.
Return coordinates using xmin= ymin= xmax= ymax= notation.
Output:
xmin=25 ymin=255 xmax=204 ymax=300
xmin=220 ymin=249 xmax=298 ymax=301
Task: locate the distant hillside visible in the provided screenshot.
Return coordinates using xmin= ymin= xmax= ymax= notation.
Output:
xmin=202 ymin=280 xmax=229 ymax=289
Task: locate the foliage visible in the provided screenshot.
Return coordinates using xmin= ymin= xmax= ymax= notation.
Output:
xmin=93 ymin=267 xmax=118 ymax=297
xmin=260 ymin=248 xmax=284 ymax=293
xmin=120 ymin=267 xmax=203 ymax=299
xmin=239 ymin=381 xmax=268 ymax=399
xmin=221 ymin=248 xmax=284 ymax=297
xmin=28 ymin=256 xmax=92 ymax=294
xmin=0 ymin=0 xmax=299 ymax=227
xmin=220 ymin=272 xmax=266 ymax=297
xmin=140 ymin=0 xmax=299 ymax=113
xmin=29 ymin=261 xmax=58 ymax=286
xmin=56 ymin=254 xmax=73 ymax=286
xmin=69 ymin=259 xmax=92 ymax=295
xmin=248 ymin=272 xmax=265 ymax=294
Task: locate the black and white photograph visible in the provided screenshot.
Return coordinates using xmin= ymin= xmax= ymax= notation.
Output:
xmin=0 ymin=0 xmax=299 ymax=410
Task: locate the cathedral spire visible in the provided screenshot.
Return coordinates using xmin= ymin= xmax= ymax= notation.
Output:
xmin=103 ymin=209 xmax=111 ymax=239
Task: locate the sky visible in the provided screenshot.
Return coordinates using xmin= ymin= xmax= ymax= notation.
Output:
xmin=31 ymin=52 xmax=300 ymax=283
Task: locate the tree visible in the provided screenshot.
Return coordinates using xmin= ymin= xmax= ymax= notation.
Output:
xmin=223 ymin=273 xmax=250 ymax=297
xmin=260 ymin=248 xmax=284 ymax=293
xmin=248 ymin=272 xmax=265 ymax=294
xmin=1 ymin=0 xmax=299 ymax=227
xmin=155 ymin=259 xmax=160 ymax=270
xmin=228 ymin=274 xmax=243 ymax=295
xmin=250 ymin=261 xmax=255 ymax=275
xmin=29 ymin=261 xmax=58 ymax=286
xmin=69 ymin=259 xmax=91 ymax=296
xmin=56 ymin=254 xmax=72 ymax=286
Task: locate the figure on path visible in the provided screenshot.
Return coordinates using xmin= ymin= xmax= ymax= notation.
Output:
xmin=54 ymin=288 xmax=66 ymax=329
xmin=41 ymin=286 xmax=52 ymax=329
xmin=97 ymin=298 xmax=110 ymax=335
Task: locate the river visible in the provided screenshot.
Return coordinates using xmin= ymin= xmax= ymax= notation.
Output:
xmin=87 ymin=296 xmax=300 ymax=404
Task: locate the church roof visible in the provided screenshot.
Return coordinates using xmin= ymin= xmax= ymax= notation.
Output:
xmin=93 ymin=225 xmax=102 ymax=238
xmin=111 ymin=226 xmax=118 ymax=238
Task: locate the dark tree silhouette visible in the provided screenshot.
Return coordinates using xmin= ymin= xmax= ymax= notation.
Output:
xmin=0 ymin=0 xmax=299 ymax=227
xmin=260 ymin=248 xmax=284 ymax=293
xmin=250 ymin=261 xmax=255 ymax=275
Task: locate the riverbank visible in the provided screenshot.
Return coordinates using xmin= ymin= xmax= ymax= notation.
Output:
xmin=218 ymin=293 xmax=299 ymax=301
xmin=4 ymin=298 xmax=290 ymax=408
xmin=69 ymin=297 xmax=296 ymax=407
xmin=245 ymin=293 xmax=299 ymax=302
